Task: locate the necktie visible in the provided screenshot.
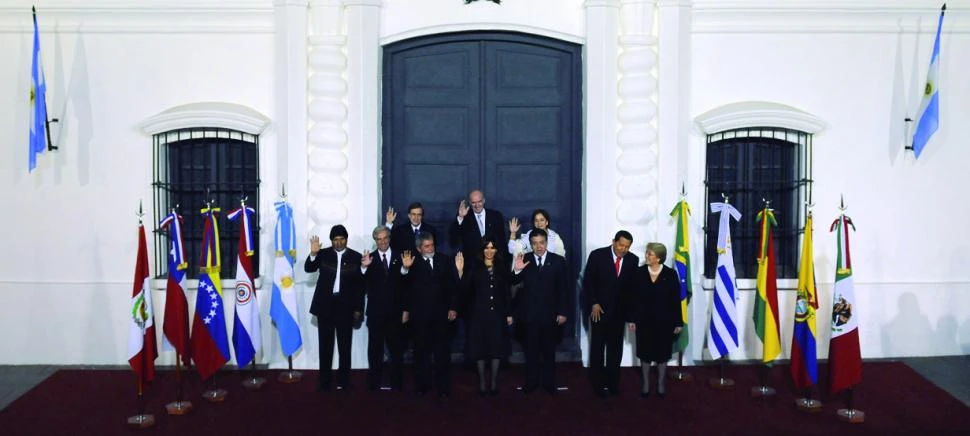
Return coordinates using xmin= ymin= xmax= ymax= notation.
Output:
xmin=537 ymin=255 xmax=543 ymax=268
xmin=382 ymin=253 xmax=388 ymax=272
xmin=427 ymin=256 xmax=434 ymax=271
xmin=477 ymin=213 xmax=485 ymax=237
xmin=614 ymin=257 xmax=621 ymax=277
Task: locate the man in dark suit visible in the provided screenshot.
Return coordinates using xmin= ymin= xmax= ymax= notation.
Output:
xmin=582 ymin=230 xmax=638 ymax=398
xmin=449 ymin=189 xmax=507 ymax=259
xmin=385 ymin=202 xmax=437 ymax=253
xmin=512 ymin=228 xmax=568 ymax=394
xmin=360 ymin=226 xmax=406 ymax=391
xmin=305 ymin=224 xmax=364 ymax=392
xmin=400 ymin=231 xmax=459 ymax=397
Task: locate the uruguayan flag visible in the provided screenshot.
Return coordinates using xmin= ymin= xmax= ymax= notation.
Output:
xmin=707 ymin=202 xmax=741 ymax=360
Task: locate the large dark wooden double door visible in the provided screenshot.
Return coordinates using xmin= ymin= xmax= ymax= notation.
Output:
xmin=382 ymin=31 xmax=583 ymax=357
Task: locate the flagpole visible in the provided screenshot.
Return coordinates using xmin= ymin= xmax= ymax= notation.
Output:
xmin=708 ymin=194 xmax=737 ymax=391
xmin=199 ymin=192 xmax=229 ymax=403
xmin=165 ymin=352 xmax=192 ymax=415
xmin=127 ymin=204 xmax=155 ymax=429
xmin=793 ymin=206 xmax=822 ymax=412
xmin=670 ymin=185 xmax=692 ymax=383
xmin=833 ymin=197 xmax=865 ymax=423
xmin=275 ymin=186 xmax=303 ymax=384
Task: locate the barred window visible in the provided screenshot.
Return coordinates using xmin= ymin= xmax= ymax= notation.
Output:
xmin=152 ymin=128 xmax=260 ymax=279
xmin=703 ymin=127 xmax=811 ymax=280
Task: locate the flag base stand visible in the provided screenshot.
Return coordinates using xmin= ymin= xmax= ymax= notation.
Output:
xmin=708 ymin=377 xmax=734 ymax=390
xmin=278 ymin=370 xmax=303 ymax=383
xmin=242 ymin=376 xmax=267 ymax=390
xmin=837 ymin=408 xmax=865 ymax=423
xmin=126 ymin=413 xmax=156 ymax=429
xmin=669 ymin=370 xmax=693 ymax=383
xmin=795 ymin=398 xmax=822 ymax=412
xmin=750 ymin=385 xmax=776 ymax=398
xmin=202 ymin=388 xmax=228 ymax=403
xmin=165 ymin=400 xmax=193 ymax=415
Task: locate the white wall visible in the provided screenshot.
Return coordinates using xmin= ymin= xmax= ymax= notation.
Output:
xmin=1 ymin=0 xmax=968 ymax=369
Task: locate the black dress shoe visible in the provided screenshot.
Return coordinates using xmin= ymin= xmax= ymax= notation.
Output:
xmin=595 ymin=388 xmax=609 ymax=399
xmin=640 ymin=391 xmax=650 ymax=398
xmin=478 ymin=389 xmax=487 ymax=397
xmin=337 ymin=384 xmax=355 ymax=392
xmin=317 ymin=383 xmax=331 ymax=392
xmin=489 ymin=388 xmax=499 ymax=397
xmin=658 ymin=391 xmax=666 ymax=399
xmin=609 ymin=388 xmax=621 ymax=397
xmin=544 ymin=387 xmax=557 ymax=396
xmin=438 ymin=391 xmax=450 ymax=398
xmin=416 ymin=389 xmax=427 ymax=396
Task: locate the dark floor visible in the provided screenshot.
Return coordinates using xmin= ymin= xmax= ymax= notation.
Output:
xmin=1 ymin=355 xmax=967 ymax=411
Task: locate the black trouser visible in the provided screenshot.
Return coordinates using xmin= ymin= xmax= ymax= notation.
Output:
xmin=523 ymin=321 xmax=558 ymax=391
xmin=317 ymin=294 xmax=354 ymax=388
xmin=367 ymin=315 xmax=404 ymax=390
xmin=589 ymin=317 xmax=625 ymax=392
xmin=411 ymin=317 xmax=454 ymax=394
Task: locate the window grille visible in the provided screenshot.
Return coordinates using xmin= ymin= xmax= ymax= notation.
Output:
xmin=152 ymin=128 xmax=260 ymax=279
xmin=703 ymin=127 xmax=811 ymax=279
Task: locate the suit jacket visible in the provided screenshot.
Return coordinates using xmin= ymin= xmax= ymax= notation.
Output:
xmin=389 ymin=222 xmax=437 ymax=254
xmin=402 ymin=252 xmax=459 ymax=324
xmin=305 ymin=247 xmax=364 ymax=318
xmin=581 ymin=246 xmax=639 ymax=323
xmin=512 ymin=252 xmax=568 ymax=324
xmin=449 ymin=207 xmax=507 ymax=258
xmin=363 ymin=250 xmax=405 ymax=326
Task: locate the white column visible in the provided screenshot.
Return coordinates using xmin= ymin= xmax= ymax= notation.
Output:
xmin=272 ymin=0 xmax=310 ymax=369
xmin=656 ymin=0 xmax=691 ymax=249
xmin=307 ymin=0 xmax=349 ymax=240
xmin=584 ymin=0 xmax=621 ymax=251
xmin=617 ymin=0 xmax=659 ymax=249
xmin=344 ymin=0 xmax=382 ymax=248
xmin=583 ymin=0 xmax=621 ymax=368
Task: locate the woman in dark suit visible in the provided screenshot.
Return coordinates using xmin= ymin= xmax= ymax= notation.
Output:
xmin=628 ymin=242 xmax=683 ymax=398
xmin=456 ymin=236 xmax=513 ymax=396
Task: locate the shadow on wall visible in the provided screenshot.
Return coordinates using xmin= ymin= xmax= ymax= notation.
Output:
xmin=881 ymin=292 xmax=934 ymax=357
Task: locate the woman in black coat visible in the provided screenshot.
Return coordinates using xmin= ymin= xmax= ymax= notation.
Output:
xmin=456 ymin=236 xmax=514 ymax=396
xmin=628 ymin=242 xmax=683 ymax=398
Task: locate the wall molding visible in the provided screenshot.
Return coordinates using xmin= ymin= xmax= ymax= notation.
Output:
xmin=693 ymin=0 xmax=970 ymax=34
xmin=140 ymin=102 xmax=271 ymax=136
xmin=695 ymin=101 xmax=826 ymax=134
xmin=0 ymin=2 xmax=274 ymax=34
xmin=382 ymin=23 xmax=584 ymax=45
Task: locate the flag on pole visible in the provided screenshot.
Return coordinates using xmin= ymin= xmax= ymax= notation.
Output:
xmin=912 ymin=4 xmax=946 ymax=159
xmin=269 ymin=200 xmax=303 ymax=357
xmin=191 ymin=205 xmax=231 ymax=379
xmin=229 ymin=203 xmax=261 ymax=367
xmin=791 ymin=213 xmax=819 ymax=389
xmin=829 ymin=211 xmax=861 ymax=394
xmin=127 ymin=221 xmax=157 ymax=386
xmin=29 ymin=7 xmax=49 ymax=172
xmin=670 ymin=199 xmax=693 ymax=354
xmin=706 ymin=202 xmax=741 ymax=360
xmin=159 ymin=211 xmax=190 ymax=366
xmin=753 ymin=207 xmax=781 ymax=363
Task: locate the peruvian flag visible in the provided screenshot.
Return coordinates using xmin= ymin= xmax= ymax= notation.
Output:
xmin=828 ymin=213 xmax=861 ymax=394
xmin=127 ymin=222 xmax=157 ymax=386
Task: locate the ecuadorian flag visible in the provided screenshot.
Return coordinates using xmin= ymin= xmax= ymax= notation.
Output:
xmin=790 ymin=214 xmax=818 ymax=388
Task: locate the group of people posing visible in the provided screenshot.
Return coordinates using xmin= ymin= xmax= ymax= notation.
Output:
xmin=304 ymin=189 xmax=684 ymax=399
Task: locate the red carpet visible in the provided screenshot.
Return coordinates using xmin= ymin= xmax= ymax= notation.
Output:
xmin=1 ymin=362 xmax=967 ymax=435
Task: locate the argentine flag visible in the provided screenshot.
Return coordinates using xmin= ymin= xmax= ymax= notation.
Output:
xmin=912 ymin=5 xmax=946 ymax=159
xmin=270 ymin=201 xmax=303 ymax=357
xmin=707 ymin=202 xmax=741 ymax=360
